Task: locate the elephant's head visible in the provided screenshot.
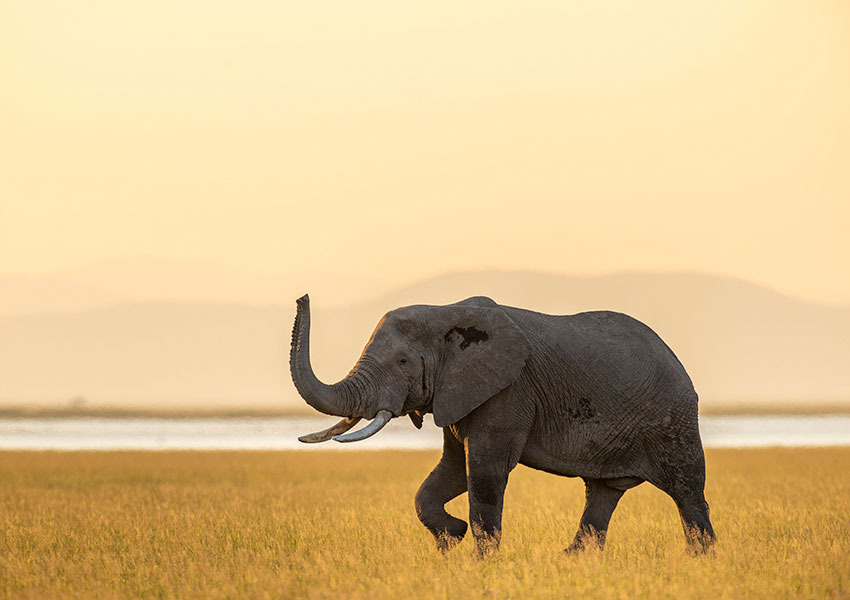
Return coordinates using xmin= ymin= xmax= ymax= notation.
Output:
xmin=290 ymin=295 xmax=531 ymax=443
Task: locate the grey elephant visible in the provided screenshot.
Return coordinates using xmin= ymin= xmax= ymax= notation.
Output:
xmin=291 ymin=294 xmax=715 ymax=555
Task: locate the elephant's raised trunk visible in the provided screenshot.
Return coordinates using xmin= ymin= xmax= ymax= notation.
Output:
xmin=290 ymin=294 xmax=359 ymax=417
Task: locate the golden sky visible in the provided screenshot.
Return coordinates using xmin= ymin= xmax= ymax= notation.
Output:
xmin=2 ymin=0 xmax=849 ymax=305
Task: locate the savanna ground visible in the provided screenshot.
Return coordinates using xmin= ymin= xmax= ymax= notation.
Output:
xmin=1 ymin=449 xmax=848 ymax=599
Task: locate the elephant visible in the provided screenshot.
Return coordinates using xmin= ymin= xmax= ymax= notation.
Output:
xmin=290 ymin=294 xmax=715 ymax=555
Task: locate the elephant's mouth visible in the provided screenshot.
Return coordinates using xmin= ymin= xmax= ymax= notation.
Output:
xmin=408 ymin=410 xmax=424 ymax=429
xmin=298 ymin=410 xmax=394 ymax=444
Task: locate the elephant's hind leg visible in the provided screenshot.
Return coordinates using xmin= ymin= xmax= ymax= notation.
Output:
xmin=674 ymin=490 xmax=715 ymax=554
xmin=565 ymin=478 xmax=626 ymax=553
xmin=415 ymin=429 xmax=468 ymax=552
xmin=653 ymin=449 xmax=716 ymax=553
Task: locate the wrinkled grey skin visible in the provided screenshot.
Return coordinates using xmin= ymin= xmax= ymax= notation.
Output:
xmin=290 ymin=294 xmax=715 ymax=555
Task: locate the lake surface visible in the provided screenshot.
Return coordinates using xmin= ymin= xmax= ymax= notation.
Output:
xmin=1 ymin=415 xmax=849 ymax=451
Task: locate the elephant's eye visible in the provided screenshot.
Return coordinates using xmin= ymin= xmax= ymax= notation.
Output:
xmin=398 ymin=358 xmax=408 ymax=366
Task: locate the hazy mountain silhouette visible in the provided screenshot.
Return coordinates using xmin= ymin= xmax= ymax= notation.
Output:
xmin=1 ymin=271 xmax=848 ymax=409
xmin=0 ymin=274 xmax=124 ymax=315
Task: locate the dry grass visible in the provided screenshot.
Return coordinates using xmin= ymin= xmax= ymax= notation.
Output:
xmin=1 ymin=448 xmax=849 ymax=599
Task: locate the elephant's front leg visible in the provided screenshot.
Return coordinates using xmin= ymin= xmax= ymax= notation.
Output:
xmin=415 ymin=429 xmax=468 ymax=552
xmin=465 ymin=434 xmax=523 ymax=557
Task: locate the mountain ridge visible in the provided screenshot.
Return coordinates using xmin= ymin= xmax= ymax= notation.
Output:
xmin=3 ymin=261 xmax=848 ymax=316
xmin=2 ymin=270 xmax=848 ymax=409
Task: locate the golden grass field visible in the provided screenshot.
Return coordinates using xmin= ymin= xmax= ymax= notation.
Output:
xmin=1 ymin=448 xmax=849 ymax=599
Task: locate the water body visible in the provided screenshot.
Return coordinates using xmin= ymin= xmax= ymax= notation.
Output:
xmin=1 ymin=415 xmax=849 ymax=451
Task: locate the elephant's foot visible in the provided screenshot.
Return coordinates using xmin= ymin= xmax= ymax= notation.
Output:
xmin=433 ymin=518 xmax=468 ymax=553
xmin=683 ymin=524 xmax=716 ymax=556
xmin=564 ymin=527 xmax=607 ymax=554
xmin=436 ymin=532 xmax=464 ymax=553
xmin=471 ymin=523 xmax=502 ymax=558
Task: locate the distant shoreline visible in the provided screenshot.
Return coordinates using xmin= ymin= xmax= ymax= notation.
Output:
xmin=698 ymin=403 xmax=850 ymax=416
xmin=0 ymin=406 xmax=316 ymax=419
xmin=1 ymin=402 xmax=849 ymax=419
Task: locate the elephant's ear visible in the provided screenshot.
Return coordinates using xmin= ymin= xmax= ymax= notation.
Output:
xmin=431 ymin=303 xmax=531 ymax=427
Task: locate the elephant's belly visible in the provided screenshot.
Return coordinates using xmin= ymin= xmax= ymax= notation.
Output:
xmin=519 ymin=443 xmax=584 ymax=478
xmin=518 ymin=426 xmax=647 ymax=480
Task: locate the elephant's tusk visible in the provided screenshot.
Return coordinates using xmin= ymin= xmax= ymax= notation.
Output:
xmin=298 ymin=417 xmax=361 ymax=443
xmin=333 ymin=410 xmax=393 ymax=443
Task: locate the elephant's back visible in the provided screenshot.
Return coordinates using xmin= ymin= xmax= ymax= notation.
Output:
xmin=566 ymin=310 xmax=692 ymax=384
xmin=506 ymin=307 xmax=696 ymax=401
